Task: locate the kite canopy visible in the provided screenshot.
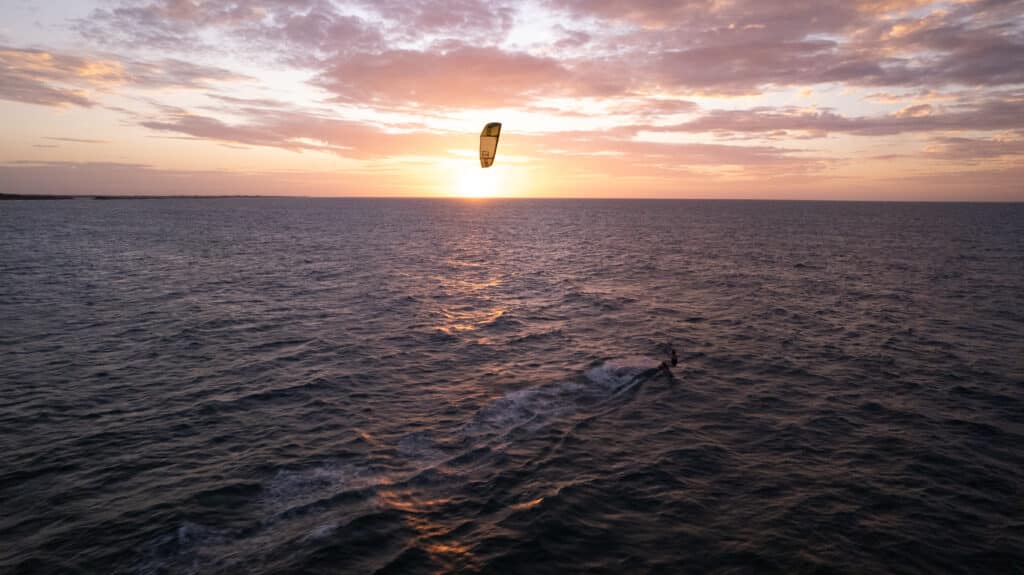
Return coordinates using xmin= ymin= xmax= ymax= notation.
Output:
xmin=479 ymin=122 xmax=501 ymax=168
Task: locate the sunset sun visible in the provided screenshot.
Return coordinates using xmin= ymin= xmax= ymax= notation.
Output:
xmin=455 ymin=164 xmax=503 ymax=198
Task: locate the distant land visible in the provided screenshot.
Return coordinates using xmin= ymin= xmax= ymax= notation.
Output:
xmin=1 ymin=193 xmax=78 ymax=200
xmin=0 ymin=193 xmax=269 ymax=201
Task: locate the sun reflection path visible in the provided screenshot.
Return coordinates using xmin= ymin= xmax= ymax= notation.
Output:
xmin=376 ymin=483 xmax=483 ymax=571
xmin=430 ymin=257 xmax=509 ymax=341
xmin=436 ymin=307 xmax=508 ymax=336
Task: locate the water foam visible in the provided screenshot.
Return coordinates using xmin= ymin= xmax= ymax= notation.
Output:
xmin=463 ymin=356 xmax=663 ymax=440
xmin=262 ymin=461 xmax=379 ymax=514
xmin=464 ymin=383 xmax=582 ymax=437
xmin=585 ymin=355 xmax=662 ymax=391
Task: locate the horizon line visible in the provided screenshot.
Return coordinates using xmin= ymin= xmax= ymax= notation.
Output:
xmin=2 ymin=193 xmax=1023 ymax=204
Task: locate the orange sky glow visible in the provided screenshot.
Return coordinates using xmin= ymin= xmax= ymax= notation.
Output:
xmin=1 ymin=0 xmax=1022 ymax=200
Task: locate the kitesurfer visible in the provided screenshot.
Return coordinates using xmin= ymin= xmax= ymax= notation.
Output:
xmin=656 ymin=345 xmax=678 ymax=375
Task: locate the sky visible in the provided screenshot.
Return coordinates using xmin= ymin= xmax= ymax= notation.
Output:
xmin=0 ymin=0 xmax=1022 ymax=200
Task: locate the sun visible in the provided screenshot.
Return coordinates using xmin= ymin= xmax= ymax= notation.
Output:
xmin=455 ymin=164 xmax=503 ymax=198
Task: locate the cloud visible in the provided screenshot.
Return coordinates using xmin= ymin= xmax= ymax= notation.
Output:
xmin=0 ymin=47 xmax=117 ymax=107
xmin=544 ymin=0 xmax=1024 ymax=93
xmin=0 ymin=46 xmax=247 ymax=108
xmin=79 ymin=0 xmax=265 ymax=50
xmin=851 ymin=2 xmax=1024 ymax=86
xmin=264 ymin=9 xmax=383 ymax=62
xmin=651 ymin=96 xmax=1024 ymax=138
xmin=548 ymin=0 xmax=862 ymax=34
xmin=72 ymin=0 xmax=1024 ymax=100
xmin=127 ymin=58 xmax=250 ymax=87
xmin=553 ymin=26 xmax=592 ymax=49
xmin=138 ymin=107 xmax=465 ymax=158
xmin=924 ymin=133 xmax=1024 ymax=162
xmin=76 ymin=0 xmax=1024 ymax=103
xmin=131 ymin=94 xmax=817 ymax=179
xmin=45 ymin=137 xmax=109 ymax=144
xmin=77 ymin=1 xmax=379 ymax=74
xmin=318 ymin=45 xmax=573 ymax=108
xmin=651 ymin=39 xmax=856 ymax=94
xmin=352 ymin=0 xmax=517 ymax=43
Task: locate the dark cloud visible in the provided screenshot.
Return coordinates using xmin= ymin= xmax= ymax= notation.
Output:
xmin=79 ymin=0 xmax=266 ymax=50
xmin=269 ymin=9 xmax=383 ymax=60
xmin=79 ymin=0 xmax=497 ymax=63
xmin=553 ymin=27 xmax=592 ymax=50
xmin=354 ymin=0 xmax=517 ymax=43
xmin=546 ymin=0 xmax=1024 ymax=93
xmin=651 ymin=39 xmax=850 ymax=94
xmin=924 ymin=134 xmax=1024 ymax=162
xmin=547 ymin=0 xmax=861 ymax=35
xmin=650 ymin=97 xmax=1024 ymax=137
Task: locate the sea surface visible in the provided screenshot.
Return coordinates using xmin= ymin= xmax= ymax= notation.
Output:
xmin=1 ymin=198 xmax=1023 ymax=574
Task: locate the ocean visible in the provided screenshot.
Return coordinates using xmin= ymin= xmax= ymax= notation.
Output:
xmin=1 ymin=198 xmax=1022 ymax=574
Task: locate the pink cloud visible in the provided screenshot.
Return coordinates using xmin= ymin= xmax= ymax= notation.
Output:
xmin=318 ymin=45 xmax=572 ymax=108
xmin=134 ymin=101 xmax=823 ymax=179
xmin=138 ymin=108 xmax=464 ymax=158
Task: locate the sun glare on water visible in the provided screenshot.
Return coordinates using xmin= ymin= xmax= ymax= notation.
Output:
xmin=455 ymin=164 xmax=503 ymax=198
